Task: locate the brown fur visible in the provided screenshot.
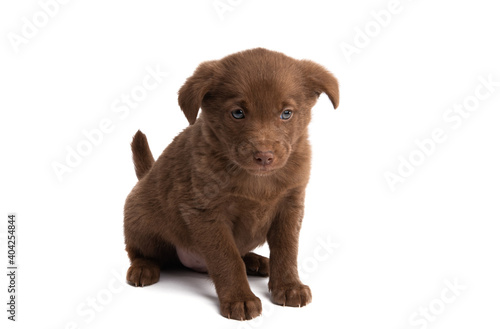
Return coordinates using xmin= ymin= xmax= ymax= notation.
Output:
xmin=123 ymin=48 xmax=339 ymax=320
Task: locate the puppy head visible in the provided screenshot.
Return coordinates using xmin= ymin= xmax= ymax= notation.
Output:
xmin=178 ymin=48 xmax=339 ymax=176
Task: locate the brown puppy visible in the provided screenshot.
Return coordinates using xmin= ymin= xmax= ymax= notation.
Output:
xmin=124 ymin=48 xmax=339 ymax=320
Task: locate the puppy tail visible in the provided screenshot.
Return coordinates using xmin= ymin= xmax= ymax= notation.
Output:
xmin=131 ymin=130 xmax=155 ymax=180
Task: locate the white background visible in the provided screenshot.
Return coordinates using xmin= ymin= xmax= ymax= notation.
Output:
xmin=1 ymin=0 xmax=499 ymax=328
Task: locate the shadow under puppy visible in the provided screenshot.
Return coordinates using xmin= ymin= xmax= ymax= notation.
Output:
xmin=124 ymin=48 xmax=339 ymax=320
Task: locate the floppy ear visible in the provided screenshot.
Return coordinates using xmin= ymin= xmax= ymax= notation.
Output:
xmin=300 ymin=60 xmax=340 ymax=109
xmin=178 ymin=60 xmax=218 ymax=125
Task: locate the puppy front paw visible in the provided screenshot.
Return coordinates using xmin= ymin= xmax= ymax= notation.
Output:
xmin=270 ymin=283 xmax=312 ymax=307
xmin=220 ymin=294 xmax=262 ymax=320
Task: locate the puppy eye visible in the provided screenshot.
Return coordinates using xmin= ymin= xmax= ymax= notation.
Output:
xmin=280 ymin=109 xmax=293 ymax=120
xmin=231 ymin=109 xmax=245 ymax=119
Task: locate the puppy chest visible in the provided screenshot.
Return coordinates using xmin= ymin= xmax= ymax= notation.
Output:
xmin=226 ymin=200 xmax=276 ymax=247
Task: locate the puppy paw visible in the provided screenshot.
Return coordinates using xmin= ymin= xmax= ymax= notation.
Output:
xmin=270 ymin=283 xmax=312 ymax=307
xmin=220 ymin=295 xmax=262 ymax=320
xmin=243 ymin=252 xmax=269 ymax=277
xmin=126 ymin=259 xmax=160 ymax=287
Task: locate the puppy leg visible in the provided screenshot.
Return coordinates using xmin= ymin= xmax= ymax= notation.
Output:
xmin=195 ymin=221 xmax=262 ymax=320
xmin=267 ymin=190 xmax=312 ymax=307
xmin=243 ymin=252 xmax=269 ymax=277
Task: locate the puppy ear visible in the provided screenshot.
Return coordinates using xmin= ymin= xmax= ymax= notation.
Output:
xmin=300 ymin=60 xmax=340 ymax=109
xmin=178 ymin=60 xmax=218 ymax=125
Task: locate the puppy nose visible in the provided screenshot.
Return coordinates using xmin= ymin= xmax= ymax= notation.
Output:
xmin=253 ymin=151 xmax=274 ymax=166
